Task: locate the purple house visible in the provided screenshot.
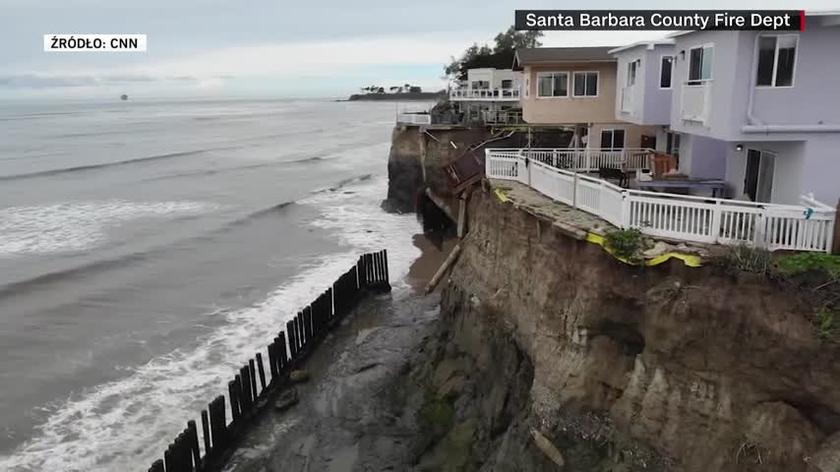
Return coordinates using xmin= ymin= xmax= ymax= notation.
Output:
xmin=612 ymin=12 xmax=840 ymax=207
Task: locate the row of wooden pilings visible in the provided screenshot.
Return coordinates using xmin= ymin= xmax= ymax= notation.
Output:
xmin=147 ymin=250 xmax=391 ymax=472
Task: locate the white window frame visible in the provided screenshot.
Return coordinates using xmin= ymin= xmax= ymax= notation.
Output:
xmin=524 ymin=77 xmax=530 ymax=98
xmin=626 ymin=60 xmax=639 ymax=86
xmin=572 ymin=71 xmax=599 ymax=98
xmin=755 ymin=34 xmax=798 ymax=89
xmin=659 ymin=55 xmax=674 ymax=90
xmin=600 ymin=128 xmax=626 ymax=150
xmin=536 ymin=71 xmax=569 ymax=99
xmin=686 ymin=44 xmax=714 ymax=84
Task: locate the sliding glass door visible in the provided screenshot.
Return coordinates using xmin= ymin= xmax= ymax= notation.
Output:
xmin=744 ymin=149 xmax=776 ymax=202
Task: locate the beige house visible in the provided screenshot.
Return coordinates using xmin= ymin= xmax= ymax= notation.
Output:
xmin=514 ymin=47 xmax=655 ymax=149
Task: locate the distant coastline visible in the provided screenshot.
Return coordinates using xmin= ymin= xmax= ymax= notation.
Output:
xmin=345 ymin=91 xmax=445 ymax=101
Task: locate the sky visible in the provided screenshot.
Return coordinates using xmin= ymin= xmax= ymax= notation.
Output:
xmin=0 ymin=1 xmax=836 ymax=100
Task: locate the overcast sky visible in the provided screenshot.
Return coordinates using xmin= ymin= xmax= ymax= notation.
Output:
xmin=0 ymin=1 xmax=836 ymax=99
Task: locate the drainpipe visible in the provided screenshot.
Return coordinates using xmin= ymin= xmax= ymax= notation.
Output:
xmin=743 ymin=32 xmax=840 ymax=133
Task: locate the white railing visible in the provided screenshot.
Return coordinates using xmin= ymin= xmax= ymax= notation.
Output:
xmin=681 ymin=81 xmax=711 ymax=124
xmin=485 ymin=149 xmax=836 ymax=253
xmin=450 ymin=88 xmax=521 ymax=101
xmin=396 ymin=112 xmax=431 ymax=125
xmin=516 ymin=148 xmax=653 ymax=172
xmin=620 ymin=85 xmax=635 ymax=113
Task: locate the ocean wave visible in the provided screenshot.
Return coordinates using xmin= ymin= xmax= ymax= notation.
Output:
xmin=310 ymin=173 xmax=373 ymax=194
xmin=139 ymin=155 xmax=329 ymax=183
xmin=0 ymin=200 xmax=219 ymax=257
xmin=0 ymin=176 xmax=421 ymax=472
xmin=0 ymin=147 xmax=238 ymax=182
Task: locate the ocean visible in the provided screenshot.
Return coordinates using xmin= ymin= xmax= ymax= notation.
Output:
xmin=0 ymin=98 xmax=424 ymax=471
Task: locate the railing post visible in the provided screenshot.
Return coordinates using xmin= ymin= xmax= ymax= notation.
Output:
xmin=584 ymin=148 xmax=591 ymax=172
xmin=710 ymin=200 xmax=722 ymax=244
xmin=621 ymin=191 xmax=631 ymax=229
xmin=831 ymin=198 xmax=840 ymax=254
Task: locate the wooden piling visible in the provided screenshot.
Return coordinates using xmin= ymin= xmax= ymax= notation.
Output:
xmin=267 ymin=341 xmax=278 ymax=379
xmin=208 ymin=396 xmax=226 ymax=450
xmin=149 ymin=459 xmax=164 ymax=472
xmin=256 ymin=353 xmax=267 ymax=391
xmin=200 ymin=409 xmax=211 ymax=456
xmin=228 ymin=380 xmax=240 ymax=422
xmin=248 ymin=359 xmax=258 ymax=401
xmin=286 ymin=321 xmax=297 ymax=359
xmin=240 ymin=366 xmax=252 ymax=410
xmin=278 ymin=332 xmax=288 ymax=370
xmin=164 ymin=446 xmax=174 ymax=472
xmin=187 ymin=420 xmax=201 ymax=468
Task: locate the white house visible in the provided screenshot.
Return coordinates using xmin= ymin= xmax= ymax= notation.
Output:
xmin=450 ymin=68 xmax=522 ymax=101
xmin=612 ymin=12 xmax=840 ymax=207
xmin=450 ymin=68 xmax=523 ymax=124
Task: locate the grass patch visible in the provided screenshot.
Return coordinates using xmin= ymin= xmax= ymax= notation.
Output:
xmin=775 ymin=253 xmax=840 ymax=279
xmin=604 ymin=228 xmax=647 ymax=263
xmin=816 ymin=307 xmax=837 ymax=341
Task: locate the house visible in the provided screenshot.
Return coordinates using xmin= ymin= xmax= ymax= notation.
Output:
xmin=449 ymin=68 xmax=523 ymax=124
xmin=612 ymin=12 xmax=840 ymax=206
xmin=514 ymin=46 xmax=656 ymax=149
xmin=610 ymin=39 xmax=728 ymax=180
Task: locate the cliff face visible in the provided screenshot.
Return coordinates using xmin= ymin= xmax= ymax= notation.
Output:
xmin=382 ymin=126 xmax=572 ymax=214
xmin=418 ymin=186 xmax=840 ymax=471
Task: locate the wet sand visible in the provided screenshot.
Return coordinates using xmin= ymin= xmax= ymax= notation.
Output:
xmin=405 ymin=233 xmax=458 ymax=293
xmin=223 ymin=232 xmax=454 ymax=471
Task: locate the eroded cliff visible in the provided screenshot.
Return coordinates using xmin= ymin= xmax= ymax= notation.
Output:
xmin=415 ymin=185 xmax=840 ymax=471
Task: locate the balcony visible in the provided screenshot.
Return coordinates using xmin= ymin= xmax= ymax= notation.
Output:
xmin=681 ymin=81 xmax=711 ymax=124
xmin=450 ymin=85 xmax=521 ymax=102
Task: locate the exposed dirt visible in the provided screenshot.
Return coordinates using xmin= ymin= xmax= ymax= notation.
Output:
xmin=434 ymin=185 xmax=840 ymax=471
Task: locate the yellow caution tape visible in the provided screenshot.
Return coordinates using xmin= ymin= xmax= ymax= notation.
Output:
xmin=494 ymin=188 xmax=510 ymax=203
xmin=586 ymin=232 xmax=702 ymax=267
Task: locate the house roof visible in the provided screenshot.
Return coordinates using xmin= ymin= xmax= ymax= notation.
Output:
xmin=666 ymin=11 xmax=840 ymax=38
xmin=513 ymin=47 xmax=617 ymax=70
xmin=608 ymin=39 xmax=675 ymax=55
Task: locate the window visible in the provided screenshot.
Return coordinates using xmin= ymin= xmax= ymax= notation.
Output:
xmin=500 ymin=79 xmax=513 ymax=89
xmin=524 ymin=78 xmax=530 ymax=98
xmin=688 ymin=45 xmax=713 ymax=84
xmin=627 ymin=60 xmax=639 ymax=86
xmin=756 ymin=35 xmax=797 ymax=87
xmin=660 ymin=55 xmax=673 ymax=89
xmin=573 ymin=72 xmax=598 ymax=97
xmin=537 ymin=72 xmax=568 ymax=97
xmin=471 ymin=80 xmax=489 ymax=89
xmin=600 ymin=129 xmax=625 ymax=149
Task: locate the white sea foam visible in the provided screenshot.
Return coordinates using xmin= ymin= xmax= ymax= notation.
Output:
xmin=0 ymin=200 xmax=219 ymax=257
xmin=0 ymin=176 xmax=420 ymax=471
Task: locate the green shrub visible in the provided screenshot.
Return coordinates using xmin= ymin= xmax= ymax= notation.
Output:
xmin=721 ymin=245 xmax=773 ymax=275
xmin=604 ymin=228 xmax=646 ymax=263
